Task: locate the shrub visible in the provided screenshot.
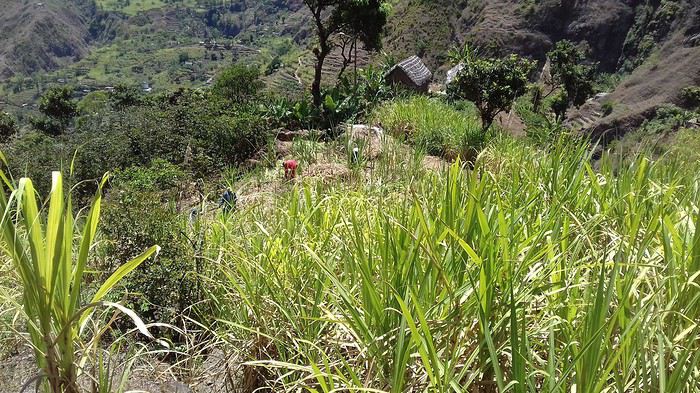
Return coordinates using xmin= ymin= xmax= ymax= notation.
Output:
xmin=100 ymin=162 xmax=195 ymax=330
xmin=601 ymin=100 xmax=615 ymax=116
xmin=448 ymin=47 xmax=534 ymax=132
xmin=108 ymin=84 xmax=144 ymax=109
xmin=0 ymin=111 xmax=18 ymax=143
xmin=5 ymin=131 xmax=65 ymax=196
xmin=71 ymin=88 xmax=269 ymax=182
xmin=37 ymin=86 xmax=77 ymax=134
xmin=212 ymin=64 xmax=264 ymax=105
xmin=681 ymin=86 xmax=700 ymax=108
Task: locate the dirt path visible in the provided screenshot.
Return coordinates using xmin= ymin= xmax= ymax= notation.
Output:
xmin=294 ymin=56 xmax=304 ymax=87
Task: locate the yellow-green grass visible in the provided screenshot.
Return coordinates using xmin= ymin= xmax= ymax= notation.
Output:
xmin=199 ymin=135 xmax=700 ymax=391
xmin=372 ymin=96 xmax=484 ymax=160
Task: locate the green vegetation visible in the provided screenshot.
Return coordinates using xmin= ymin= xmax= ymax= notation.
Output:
xmin=681 ymin=86 xmax=700 ymax=109
xmin=100 ymin=161 xmax=195 ymax=329
xmin=372 ymin=96 xmax=484 ymax=160
xmin=448 ymin=47 xmax=534 ymax=132
xmin=0 ymin=112 xmax=17 ymax=142
xmin=6 ymin=84 xmax=270 ymax=199
xmin=607 ymin=104 xmax=699 ymax=162
xmin=191 ymin=135 xmax=700 ymax=391
xmin=1 ymin=1 xmax=700 ymax=386
xmin=601 ymin=100 xmax=615 ymax=116
xmin=620 ymin=0 xmax=681 ymax=72
xmin=547 ymin=40 xmax=596 ymax=121
xmin=303 ymin=0 xmax=390 ymax=106
xmin=34 ymin=86 xmax=78 ymax=136
xmin=96 ymin=0 xmax=199 ymax=15
xmin=0 ymin=170 xmax=159 ymax=392
xmin=212 ymin=64 xmax=264 ymax=104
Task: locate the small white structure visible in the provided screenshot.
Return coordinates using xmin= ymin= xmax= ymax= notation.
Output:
xmin=446 ymin=63 xmax=465 ymax=86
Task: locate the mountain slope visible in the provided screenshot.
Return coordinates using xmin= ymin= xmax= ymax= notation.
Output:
xmin=381 ymin=0 xmax=699 ymax=140
xmin=1 ymin=0 xmax=698 ymax=143
xmin=589 ymin=0 xmax=700 ymax=141
xmin=0 ymin=0 xmax=96 ymax=78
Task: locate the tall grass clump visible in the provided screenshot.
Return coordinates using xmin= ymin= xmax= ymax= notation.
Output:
xmin=200 ymin=134 xmax=700 ymax=391
xmin=371 ymin=96 xmax=485 ymax=161
xmin=0 ymin=165 xmax=159 ymax=393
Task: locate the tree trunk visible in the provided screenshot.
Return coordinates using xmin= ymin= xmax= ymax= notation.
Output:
xmin=309 ymin=3 xmax=330 ymax=109
xmin=482 ymin=113 xmax=496 ymax=135
xmin=312 ymin=51 xmax=327 ymax=108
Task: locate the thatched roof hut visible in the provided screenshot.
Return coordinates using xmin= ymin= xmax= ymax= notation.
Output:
xmin=384 ymin=56 xmax=432 ymax=92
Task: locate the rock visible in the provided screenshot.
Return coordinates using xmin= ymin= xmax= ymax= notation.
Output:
xmin=684 ymin=33 xmax=700 ymax=47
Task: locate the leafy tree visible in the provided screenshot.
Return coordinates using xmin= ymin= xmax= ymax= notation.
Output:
xmin=448 ymin=48 xmax=534 ymax=132
xmin=36 ymin=86 xmax=77 ymax=135
xmin=547 ymin=40 xmax=596 ymax=121
xmin=303 ymin=0 xmax=389 ymax=107
xmin=212 ymin=64 xmax=264 ymax=105
xmin=109 ymin=84 xmax=143 ymax=109
xmin=39 ymin=86 xmax=77 ymax=124
xmin=0 ymin=111 xmax=18 ymax=143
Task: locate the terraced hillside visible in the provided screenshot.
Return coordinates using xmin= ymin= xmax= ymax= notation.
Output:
xmin=1 ymin=0 xmax=699 ymax=141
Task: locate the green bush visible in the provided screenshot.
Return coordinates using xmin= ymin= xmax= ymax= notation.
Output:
xmin=0 ymin=111 xmax=18 ymax=143
xmin=212 ymin=64 xmax=264 ymax=105
xmin=100 ymin=162 xmax=194 ymax=330
xmin=5 ymin=131 xmax=65 ymax=196
xmin=76 ymin=88 xmax=268 ymax=181
xmin=35 ymin=86 xmax=77 ymax=135
xmin=681 ymin=86 xmax=700 ymax=108
xmin=601 ymin=100 xmax=615 ymax=116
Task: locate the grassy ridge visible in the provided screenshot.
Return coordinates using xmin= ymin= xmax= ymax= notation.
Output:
xmin=195 ymin=136 xmax=700 ymax=391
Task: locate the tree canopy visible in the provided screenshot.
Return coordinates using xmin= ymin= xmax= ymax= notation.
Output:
xmin=0 ymin=112 xmax=17 ymax=143
xmin=212 ymin=64 xmax=264 ymax=105
xmin=547 ymin=40 xmax=596 ymax=121
xmin=448 ymin=48 xmax=534 ymax=132
xmin=303 ymin=0 xmax=390 ymax=107
xmin=39 ymin=86 xmax=77 ymax=123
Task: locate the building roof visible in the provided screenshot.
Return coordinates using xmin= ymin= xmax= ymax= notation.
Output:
xmin=386 ymin=56 xmax=433 ymax=87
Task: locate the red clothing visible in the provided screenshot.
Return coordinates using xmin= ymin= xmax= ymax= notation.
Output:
xmin=283 ymin=160 xmax=298 ymax=179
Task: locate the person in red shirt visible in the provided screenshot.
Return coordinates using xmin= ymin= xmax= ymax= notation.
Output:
xmin=282 ymin=159 xmax=298 ymax=180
